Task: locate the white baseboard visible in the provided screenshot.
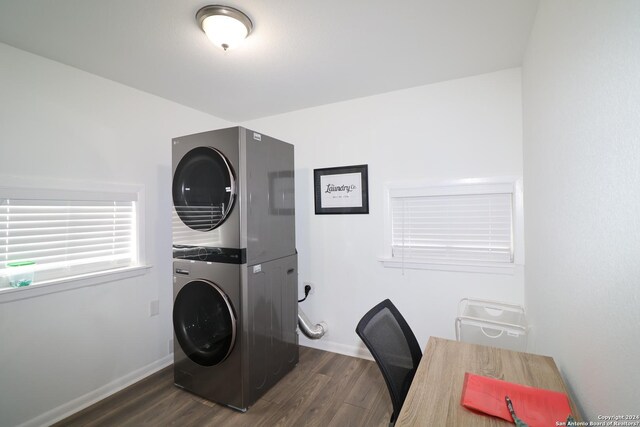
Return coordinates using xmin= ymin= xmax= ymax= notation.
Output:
xmin=299 ymin=337 xmax=373 ymax=361
xmin=18 ymin=354 xmax=173 ymax=427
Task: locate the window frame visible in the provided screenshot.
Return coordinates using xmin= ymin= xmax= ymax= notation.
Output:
xmin=0 ymin=175 xmax=149 ymax=303
xmin=380 ymin=177 xmax=524 ymax=275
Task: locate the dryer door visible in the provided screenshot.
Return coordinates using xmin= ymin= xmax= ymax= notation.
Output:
xmin=173 ymin=280 xmax=237 ymax=366
xmin=173 ymin=147 xmax=235 ymax=231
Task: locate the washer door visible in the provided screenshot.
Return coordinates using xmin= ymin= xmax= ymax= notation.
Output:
xmin=173 ymin=147 xmax=235 ymax=231
xmin=173 ymin=280 xmax=237 ymax=366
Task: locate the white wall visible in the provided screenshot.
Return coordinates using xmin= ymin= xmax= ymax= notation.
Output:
xmin=522 ymin=0 xmax=640 ymax=418
xmin=243 ymin=68 xmax=525 ymax=356
xmin=0 ymin=43 xmax=230 ymax=427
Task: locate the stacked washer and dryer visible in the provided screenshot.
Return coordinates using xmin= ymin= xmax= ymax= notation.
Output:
xmin=171 ymin=126 xmax=298 ymax=411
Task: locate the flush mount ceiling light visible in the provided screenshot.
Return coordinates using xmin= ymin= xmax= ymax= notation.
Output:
xmin=196 ymin=5 xmax=253 ymax=51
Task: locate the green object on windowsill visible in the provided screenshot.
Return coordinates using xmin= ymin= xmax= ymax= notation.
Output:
xmin=7 ymin=261 xmax=35 ymax=267
xmin=7 ymin=261 xmax=35 ymax=287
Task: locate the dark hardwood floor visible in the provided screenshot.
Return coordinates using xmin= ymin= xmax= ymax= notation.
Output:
xmin=54 ymin=347 xmax=391 ymax=426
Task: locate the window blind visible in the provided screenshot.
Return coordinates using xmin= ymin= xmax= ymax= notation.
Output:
xmin=1 ymin=197 xmax=137 ymax=283
xmin=391 ymin=193 xmax=513 ymax=264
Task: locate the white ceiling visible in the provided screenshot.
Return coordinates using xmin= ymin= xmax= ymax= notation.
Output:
xmin=0 ymin=1 xmax=539 ymax=122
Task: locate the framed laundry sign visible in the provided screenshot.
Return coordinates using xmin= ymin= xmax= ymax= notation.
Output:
xmin=314 ymin=164 xmax=369 ymax=214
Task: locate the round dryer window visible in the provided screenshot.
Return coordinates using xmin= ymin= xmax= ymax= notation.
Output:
xmin=173 ymin=280 xmax=237 ymax=366
xmin=173 ymin=146 xmax=235 ymax=231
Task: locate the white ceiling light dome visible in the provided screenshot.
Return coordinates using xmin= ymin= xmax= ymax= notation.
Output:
xmin=196 ymin=5 xmax=253 ymax=51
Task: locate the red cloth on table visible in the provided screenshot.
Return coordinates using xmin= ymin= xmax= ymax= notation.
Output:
xmin=460 ymin=372 xmax=573 ymax=427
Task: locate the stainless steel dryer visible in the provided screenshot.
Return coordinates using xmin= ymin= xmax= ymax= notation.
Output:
xmin=171 ymin=127 xmax=298 ymax=411
xmin=172 ymin=126 xmax=295 ymax=264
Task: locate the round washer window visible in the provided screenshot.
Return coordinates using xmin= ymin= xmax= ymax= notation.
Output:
xmin=173 ymin=280 xmax=236 ymax=366
xmin=173 ymin=147 xmax=235 ymax=231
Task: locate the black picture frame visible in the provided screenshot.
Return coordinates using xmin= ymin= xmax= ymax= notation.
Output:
xmin=314 ymin=164 xmax=369 ymax=214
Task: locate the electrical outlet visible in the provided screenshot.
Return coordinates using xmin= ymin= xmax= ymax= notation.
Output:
xmin=304 ymin=282 xmax=314 ymax=295
xmin=149 ymin=300 xmax=160 ymax=317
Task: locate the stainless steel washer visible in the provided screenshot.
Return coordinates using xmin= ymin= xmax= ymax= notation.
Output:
xmin=172 ymin=256 xmax=299 ymax=411
xmin=172 ymin=260 xmax=244 ymax=409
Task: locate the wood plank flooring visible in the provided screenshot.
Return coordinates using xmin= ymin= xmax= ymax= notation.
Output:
xmin=54 ymin=347 xmax=391 ymax=427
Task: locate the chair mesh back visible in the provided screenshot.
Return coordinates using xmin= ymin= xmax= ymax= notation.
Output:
xmin=356 ymin=300 xmax=422 ymax=423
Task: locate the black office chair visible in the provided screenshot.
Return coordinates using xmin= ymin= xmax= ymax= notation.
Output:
xmin=356 ymin=299 xmax=422 ymax=427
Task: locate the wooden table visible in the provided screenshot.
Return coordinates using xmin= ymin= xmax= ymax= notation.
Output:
xmin=395 ymin=337 xmax=581 ymax=426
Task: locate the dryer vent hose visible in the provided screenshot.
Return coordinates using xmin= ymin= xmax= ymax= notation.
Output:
xmin=298 ymin=306 xmax=327 ymax=339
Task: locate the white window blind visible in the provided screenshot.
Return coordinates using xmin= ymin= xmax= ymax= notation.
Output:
xmin=1 ymin=193 xmax=137 ymax=284
xmin=391 ymin=192 xmax=514 ymax=265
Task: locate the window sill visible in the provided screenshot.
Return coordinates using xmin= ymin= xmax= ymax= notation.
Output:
xmin=378 ymin=257 xmax=517 ymax=275
xmin=0 ymin=265 xmax=152 ymax=304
